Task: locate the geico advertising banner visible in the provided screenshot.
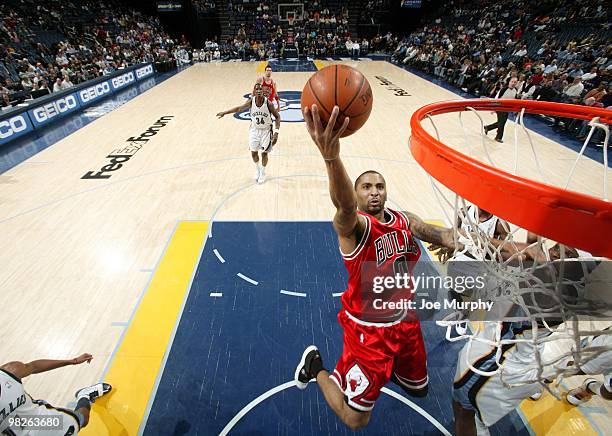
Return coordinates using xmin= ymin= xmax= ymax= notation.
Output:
xmin=110 ymin=70 xmax=136 ymax=90
xmin=27 ymin=93 xmax=81 ymax=128
xmin=76 ymin=79 xmax=113 ymax=106
xmin=0 ymin=112 xmax=34 ymax=145
xmin=135 ymin=64 xmax=154 ymax=80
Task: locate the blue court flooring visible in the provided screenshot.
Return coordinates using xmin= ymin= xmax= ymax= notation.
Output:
xmin=142 ymin=222 xmax=531 ymax=435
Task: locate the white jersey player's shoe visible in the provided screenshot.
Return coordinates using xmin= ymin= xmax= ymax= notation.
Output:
xmin=257 ymin=167 xmax=266 ymax=184
xmin=75 ymin=382 xmax=112 ymax=402
xmin=254 ymin=166 xmax=260 ymax=181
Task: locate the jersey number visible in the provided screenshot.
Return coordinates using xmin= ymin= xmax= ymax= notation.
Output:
xmin=393 ymin=255 xmax=410 ymax=277
xmin=256 ymin=117 xmax=265 ymax=125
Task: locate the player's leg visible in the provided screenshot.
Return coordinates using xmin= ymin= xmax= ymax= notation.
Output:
xmin=294 ymin=346 xmax=371 ymax=430
xmin=249 ymin=129 xmax=262 ymax=180
xmin=74 ymin=382 xmax=112 ymax=427
xmin=391 ymin=321 xmax=429 ymax=397
xmin=257 ymin=129 xmax=272 ymax=184
xmin=453 ymin=399 xmax=477 ymax=436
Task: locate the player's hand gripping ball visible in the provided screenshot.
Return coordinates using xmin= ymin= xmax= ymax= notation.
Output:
xmin=301 ymin=65 xmax=373 ymax=137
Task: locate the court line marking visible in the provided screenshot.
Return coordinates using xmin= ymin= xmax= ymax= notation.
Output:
xmin=332 ymin=292 xmax=344 ymax=297
xmin=280 ymin=289 xmax=307 ymax=298
xmin=85 ymin=221 xmax=209 ymax=435
xmin=218 ymin=381 xmax=452 ymax=436
xmin=0 ymin=155 xmax=415 ymax=226
xmin=237 ymin=273 xmax=259 ymax=285
xmin=137 ymin=222 xmax=210 ymax=436
xmin=213 ymin=248 xmax=226 ymax=263
xmin=210 ymin=292 xmax=223 ymax=297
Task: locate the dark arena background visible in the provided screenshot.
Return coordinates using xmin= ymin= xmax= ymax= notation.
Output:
xmin=1 ymin=1 xmax=610 ymax=436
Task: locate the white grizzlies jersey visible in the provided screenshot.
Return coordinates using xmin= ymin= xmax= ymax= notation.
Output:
xmin=250 ymin=97 xmax=273 ymax=130
xmin=0 ymin=370 xmax=79 ymax=435
xmin=454 ymin=204 xmax=500 ymax=261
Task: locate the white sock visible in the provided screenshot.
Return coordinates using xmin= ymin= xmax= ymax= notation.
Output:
xmin=261 ymin=165 xmax=265 ymax=174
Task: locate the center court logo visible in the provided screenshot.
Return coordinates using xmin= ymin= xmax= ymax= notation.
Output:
xmin=234 ymin=91 xmax=304 ymax=123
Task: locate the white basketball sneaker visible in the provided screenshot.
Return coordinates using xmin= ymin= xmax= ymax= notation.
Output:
xmin=254 ymin=165 xmax=260 ymax=181
xmin=75 ymin=382 xmax=112 ymax=402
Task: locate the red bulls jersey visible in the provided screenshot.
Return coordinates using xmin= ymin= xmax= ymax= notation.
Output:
xmin=261 ymin=77 xmax=277 ymax=102
xmin=341 ymin=208 xmax=421 ymax=322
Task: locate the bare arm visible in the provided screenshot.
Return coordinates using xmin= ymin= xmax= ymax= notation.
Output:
xmin=268 ymin=100 xmax=281 ymax=145
xmin=217 ymin=98 xmax=250 ymax=118
xmin=404 ymin=211 xmax=457 ymax=249
xmin=303 ymin=104 xmax=366 ymax=250
xmin=1 ymin=354 xmax=93 ymax=379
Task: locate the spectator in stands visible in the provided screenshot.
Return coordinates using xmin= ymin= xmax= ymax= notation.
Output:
xmin=52 ymin=78 xmax=63 ymax=93
xmin=583 ymin=82 xmax=607 ymax=103
xmin=582 ymin=66 xmax=599 ymax=82
xmin=563 ymin=76 xmax=584 ymax=103
xmin=484 ymin=76 xmax=518 ymax=143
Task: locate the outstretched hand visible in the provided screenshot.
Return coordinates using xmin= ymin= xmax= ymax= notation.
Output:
xmin=216 ymin=112 xmax=225 ymax=118
xmin=303 ymin=104 xmax=350 ymax=161
xmin=72 ymin=354 xmax=93 ymax=365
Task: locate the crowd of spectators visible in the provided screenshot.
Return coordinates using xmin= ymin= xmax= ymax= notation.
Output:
xmin=1 ymin=0 xmax=189 ymax=109
xmin=193 ymin=1 xmax=217 ymax=17
xmin=209 ymin=1 xmax=398 ymax=61
xmin=392 ymin=0 xmax=611 ymax=144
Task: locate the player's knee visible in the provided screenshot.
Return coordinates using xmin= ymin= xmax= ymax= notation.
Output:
xmin=343 ymin=412 xmax=370 ymax=431
xmin=405 ymin=384 xmax=428 ymax=398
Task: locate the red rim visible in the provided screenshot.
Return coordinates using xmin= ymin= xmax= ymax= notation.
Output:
xmin=410 ymin=99 xmax=612 ymax=258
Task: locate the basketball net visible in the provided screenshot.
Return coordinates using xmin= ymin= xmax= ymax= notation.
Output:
xmin=412 ymin=100 xmax=612 ymax=398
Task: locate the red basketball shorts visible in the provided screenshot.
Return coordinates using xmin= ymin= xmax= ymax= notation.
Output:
xmin=329 ymin=310 xmax=428 ymax=411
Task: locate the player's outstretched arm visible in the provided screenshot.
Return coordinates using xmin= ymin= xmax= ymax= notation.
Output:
xmin=404 ymin=211 xmax=458 ymax=249
xmin=216 ymin=99 xmax=250 ymax=118
xmin=304 ymin=104 xmax=365 ymax=246
xmin=1 ymin=354 xmax=93 ymax=379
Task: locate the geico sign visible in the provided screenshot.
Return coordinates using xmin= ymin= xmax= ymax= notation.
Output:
xmin=79 ymin=81 xmax=111 ymax=102
xmin=32 ymin=95 xmax=78 ymax=123
xmin=0 ymin=115 xmax=28 ymax=139
xmin=111 ymin=72 xmax=135 ymax=89
xmin=135 ymin=64 xmax=154 ymax=79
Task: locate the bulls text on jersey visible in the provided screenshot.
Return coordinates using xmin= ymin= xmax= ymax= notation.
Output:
xmin=374 ymin=230 xmax=418 ymax=266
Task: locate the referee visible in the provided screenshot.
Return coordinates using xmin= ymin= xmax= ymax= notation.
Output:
xmin=484 ymin=76 xmax=518 ymax=143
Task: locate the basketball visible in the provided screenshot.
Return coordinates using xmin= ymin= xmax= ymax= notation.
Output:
xmin=301 ymin=65 xmax=373 ymax=137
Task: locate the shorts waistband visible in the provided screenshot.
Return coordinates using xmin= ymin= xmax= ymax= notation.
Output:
xmin=344 ymin=310 xmax=406 ymax=327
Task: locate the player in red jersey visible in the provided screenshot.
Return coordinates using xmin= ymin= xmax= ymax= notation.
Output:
xmin=256 ymin=66 xmax=280 ymax=111
xmin=294 ymin=104 xmax=458 ymax=430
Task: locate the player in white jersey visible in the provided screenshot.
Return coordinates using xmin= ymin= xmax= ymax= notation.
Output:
xmin=440 ymin=205 xmax=508 ymax=335
xmin=0 ymin=353 xmax=111 ymax=435
xmin=452 ymin=239 xmax=602 ymax=435
xmin=216 ymin=83 xmax=281 ymax=184
xmin=562 ymin=332 xmax=612 ymax=405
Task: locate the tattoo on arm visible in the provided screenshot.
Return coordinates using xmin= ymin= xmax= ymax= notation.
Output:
xmin=404 ymin=211 xmax=454 ymax=247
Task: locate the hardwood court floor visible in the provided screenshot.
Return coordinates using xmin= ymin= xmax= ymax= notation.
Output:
xmin=0 ymin=60 xmax=608 ymax=434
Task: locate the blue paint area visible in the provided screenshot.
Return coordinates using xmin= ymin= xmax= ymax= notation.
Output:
xmin=268 ymin=59 xmax=318 ymax=72
xmin=388 ymin=59 xmax=610 ymax=167
xmin=0 ymin=70 xmax=179 ymax=174
xmin=143 ymin=222 xmax=530 ymax=435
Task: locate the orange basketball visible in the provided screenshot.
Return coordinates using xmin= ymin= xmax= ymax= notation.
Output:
xmin=301 ymin=65 xmax=373 ymax=137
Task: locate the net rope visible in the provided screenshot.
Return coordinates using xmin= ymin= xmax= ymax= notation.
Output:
xmin=424 ymin=105 xmax=612 ymax=397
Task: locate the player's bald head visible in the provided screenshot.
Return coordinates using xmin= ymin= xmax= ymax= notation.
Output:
xmin=354 ymin=170 xmax=385 ymax=190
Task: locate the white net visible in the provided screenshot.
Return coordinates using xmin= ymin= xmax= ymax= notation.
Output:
xmin=420 ymin=101 xmax=612 ymax=398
